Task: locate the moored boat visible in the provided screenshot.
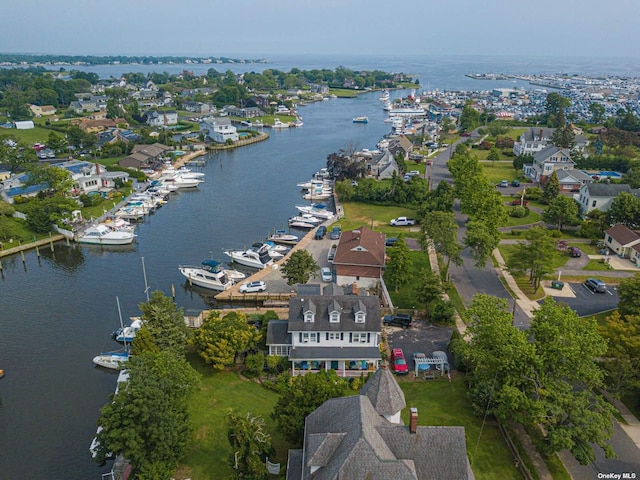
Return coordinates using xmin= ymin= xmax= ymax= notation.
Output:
xmin=112 ymin=318 xmax=143 ymax=343
xmin=224 ymin=243 xmax=274 ymax=269
xmin=353 ymin=116 xmax=369 ymax=123
xmin=78 ymin=223 xmax=136 ymax=245
xmin=268 ymin=230 xmax=299 ymax=245
xmin=295 ymin=204 xmax=335 ymax=220
xmin=223 ymin=269 xmax=246 ymax=281
xmin=179 ymin=260 xmax=235 ymax=291
xmin=93 ymin=297 xmax=130 ymax=370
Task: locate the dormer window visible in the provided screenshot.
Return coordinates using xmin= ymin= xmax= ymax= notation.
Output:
xmin=330 ymin=311 xmax=340 ymax=323
xmin=304 ymin=311 xmax=315 ymax=322
xmin=355 ymin=311 xmax=366 ymax=323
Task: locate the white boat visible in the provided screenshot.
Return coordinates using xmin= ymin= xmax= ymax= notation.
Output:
xmin=162 ymin=166 xmax=206 ymax=179
xmin=93 ymin=297 xmax=130 ymax=370
xmin=179 ymin=260 xmax=235 ymax=291
xmin=112 ymin=318 xmax=143 ymax=343
xmin=289 ymin=214 xmax=322 ymax=226
xmin=295 ymin=204 xmax=335 ymax=220
xmin=271 ymin=118 xmax=290 ymax=129
xmin=224 ymin=243 xmax=274 ymax=269
xmin=78 ymin=223 xmax=136 ymax=245
xmin=389 ymin=104 xmax=426 ymax=117
xmin=223 ymin=269 xmax=246 ymax=281
xmin=379 ymin=89 xmax=390 ymax=102
xmin=303 ymin=190 xmax=332 ymax=200
xmin=268 ymin=230 xmax=299 ymax=245
xmin=162 ymin=174 xmax=204 ymax=189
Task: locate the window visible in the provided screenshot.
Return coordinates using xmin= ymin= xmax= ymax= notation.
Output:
xmin=329 ymin=311 xmax=340 ymax=323
xmin=352 ymin=333 xmax=367 ymax=343
xmin=270 ymin=345 xmax=291 ymax=356
xmin=304 ymin=312 xmax=314 ymax=322
xmin=302 ymin=333 xmax=317 ymax=343
xmin=355 ymin=312 xmax=365 ymax=323
xmin=592 ymin=200 xmax=597 ymax=207
xmin=328 ymin=332 xmax=340 ymax=340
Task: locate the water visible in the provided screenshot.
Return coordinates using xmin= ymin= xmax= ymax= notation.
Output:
xmin=1 ymin=54 xmax=638 ymax=479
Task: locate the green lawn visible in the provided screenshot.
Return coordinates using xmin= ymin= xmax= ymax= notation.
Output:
xmin=583 ymin=259 xmax=615 ymax=271
xmin=339 ymin=201 xmax=420 ymax=238
xmin=480 ymin=161 xmax=518 ymax=184
xmin=400 ymin=375 xmax=521 ymax=480
xmin=386 ymin=250 xmax=431 ymax=310
xmin=4 ymin=126 xmax=52 ymax=144
xmin=178 ymin=364 xmax=292 ymax=480
xmin=502 ymin=208 xmax=542 ymax=227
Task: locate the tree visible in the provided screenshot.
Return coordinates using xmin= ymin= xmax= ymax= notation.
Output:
xmin=94 ymin=351 xmax=200 ymax=478
xmin=280 ymin=250 xmax=319 ymax=285
xmin=271 ymin=370 xmax=351 ymax=443
xmin=617 ymin=274 xmax=640 ymax=317
xmin=46 ymin=131 xmax=67 ymax=154
xmin=506 ymin=226 xmax=556 ymax=291
xmin=513 ymin=153 xmax=533 ymax=171
xmin=598 ymin=311 xmax=640 ymax=397
xmin=545 ymin=92 xmax=571 ymax=127
xmin=419 ymin=211 xmax=461 ymax=280
xmin=464 ymin=220 xmax=501 ymax=267
xmin=440 ymin=115 xmax=454 ymax=135
xmin=384 ymin=236 xmax=412 ymax=292
xmin=589 ymin=103 xmax=606 ymax=124
xmin=459 ymin=103 xmax=481 ymax=132
xmin=419 ymin=180 xmax=455 ymax=214
xmin=541 ymin=170 xmax=560 ymax=204
xmin=487 ymin=147 xmax=500 ymax=161
xmin=192 ymin=310 xmax=261 ymax=370
xmin=552 ymin=124 xmax=575 ymax=149
xmin=579 ymin=209 xmax=609 ymax=240
xmin=227 ymin=411 xmax=272 ymax=479
xmin=415 ymin=268 xmax=442 ymax=314
xmin=607 ymin=192 xmax=640 ymax=229
xmin=543 ymin=195 xmax=580 ymax=231
xmin=137 ymin=290 xmax=190 ymax=356
xmin=25 ymin=163 xmax=74 ymax=195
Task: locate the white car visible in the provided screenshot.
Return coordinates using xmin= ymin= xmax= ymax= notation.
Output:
xmin=239 ymin=281 xmax=266 ymax=293
xmin=321 ymin=267 xmax=332 ymax=282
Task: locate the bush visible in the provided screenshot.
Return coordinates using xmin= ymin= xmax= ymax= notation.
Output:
xmin=510 ymin=230 xmax=523 ymax=236
xmin=448 ymin=330 xmax=468 ymax=372
xmin=524 ymin=186 xmax=542 ymax=201
xmin=548 ymin=229 xmax=563 ymax=238
xmin=509 ymin=206 xmax=528 ymax=218
xmin=79 ymin=193 xmax=102 ymax=207
xmin=429 ymin=299 xmax=456 ymax=325
xmin=244 ymin=351 xmax=265 ymax=377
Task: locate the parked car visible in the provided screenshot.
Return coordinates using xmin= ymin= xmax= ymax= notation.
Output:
xmin=382 ymin=313 xmax=412 ymax=328
xmin=239 ymin=281 xmax=266 ymax=293
xmin=584 ymin=278 xmax=606 ymax=293
xmin=314 ymin=225 xmax=327 ymax=240
xmin=321 ymin=267 xmax=332 ymax=282
xmin=390 ymin=217 xmax=416 ymax=226
xmin=391 ymin=348 xmax=409 ymax=375
xmin=329 ymin=226 xmax=342 ymax=240
xmin=569 ymin=247 xmax=581 ymax=257
xmin=498 ymin=180 xmax=509 ymax=188
xmin=385 ymin=237 xmax=399 ymax=247
xmin=511 ymin=180 xmax=520 ymax=187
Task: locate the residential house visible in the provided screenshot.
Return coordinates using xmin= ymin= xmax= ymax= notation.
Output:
xmin=1 ymin=173 xmax=48 ymax=202
xmin=97 ymin=128 xmax=139 ymax=146
xmin=603 ymin=224 xmax=640 ymax=263
xmin=266 ymin=284 xmax=381 ymax=377
xmin=387 ymin=135 xmax=414 ymax=160
xmin=576 ymin=183 xmax=633 ymax=215
xmin=68 ymin=95 xmax=107 ymax=114
xmin=182 ymin=101 xmax=211 ymax=114
xmin=523 ymin=145 xmax=574 ymax=184
xmin=225 ymin=106 xmax=264 ymax=118
xmin=145 ymin=110 xmax=178 ymax=127
xmin=555 ymin=169 xmax=593 ymax=193
xmin=286 ymin=367 xmax=474 ymax=480
xmin=332 ymin=226 xmax=386 ymax=288
xmin=118 ymin=143 xmax=172 ymax=170
xmin=357 ymin=149 xmax=398 ymax=180
xmin=79 ymin=117 xmax=128 ymax=134
xmin=513 ymin=127 xmax=588 ymax=156
xmin=199 ymin=117 xmax=238 ymax=143
xmin=29 ymin=105 xmax=57 ymax=117
xmin=56 ymin=160 xmax=129 ymax=195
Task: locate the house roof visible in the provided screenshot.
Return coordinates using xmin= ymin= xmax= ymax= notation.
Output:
xmin=605 ymin=224 xmax=640 ymax=247
xmin=266 ymin=320 xmax=290 ymax=345
xmin=532 ymin=145 xmax=573 ymax=164
xmin=586 ymin=183 xmax=632 ymax=197
xmin=294 ymin=391 xmax=473 ymax=480
xmin=359 ymin=367 xmax=406 ymax=417
xmin=288 ymin=295 xmax=381 ymax=332
xmin=523 ymin=127 xmax=555 ymax=142
xmin=333 ymin=226 xmax=385 ymax=269
xmin=556 ymin=169 xmax=592 ymax=183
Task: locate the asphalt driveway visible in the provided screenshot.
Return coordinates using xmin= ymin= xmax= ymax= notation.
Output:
xmin=544 ymin=281 xmax=619 ymax=317
xmin=383 ymin=321 xmax=454 ymax=374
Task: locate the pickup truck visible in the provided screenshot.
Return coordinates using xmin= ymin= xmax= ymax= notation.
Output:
xmin=390 ymin=217 xmax=416 ymax=226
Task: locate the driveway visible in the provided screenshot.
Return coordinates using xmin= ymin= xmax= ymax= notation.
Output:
xmin=384 ymin=321 xmax=454 ymax=374
xmin=544 ymin=281 xmax=619 ymax=316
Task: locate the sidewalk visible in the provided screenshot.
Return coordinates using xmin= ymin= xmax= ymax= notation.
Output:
xmin=602 ymin=391 xmax=640 ymax=451
xmin=492 ymin=247 xmax=539 ymax=319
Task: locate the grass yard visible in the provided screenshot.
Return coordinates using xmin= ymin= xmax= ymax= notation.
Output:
xmin=386 ymin=250 xmax=431 ymax=309
xmin=177 ymin=363 xmax=293 ymax=480
xmin=5 ymin=126 xmax=52 ymax=144
xmin=502 ymin=208 xmax=542 ymax=227
xmin=338 ymin=201 xmax=420 ymax=238
xmin=328 ymin=88 xmax=359 ymax=98
xmin=400 ymin=375 xmax=521 ymax=480
xmin=583 ymin=259 xmax=615 ymax=271
xmin=479 ymin=161 xmax=518 ymax=184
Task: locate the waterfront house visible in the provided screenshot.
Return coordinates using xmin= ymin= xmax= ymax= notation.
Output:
xmin=332 ymin=226 xmax=386 ymax=288
xmin=523 ymin=145 xmax=574 ymax=184
xmin=576 ymin=183 xmax=633 ymax=215
xmin=603 ymin=224 xmax=640 ymax=262
xmin=285 ymin=367 xmax=474 ymax=479
xmin=387 ymin=135 xmax=414 ymax=160
xmin=119 ymin=143 xmax=172 ymax=170
xmin=266 ymin=284 xmax=381 ymax=377
xmin=199 ymin=116 xmax=239 ymax=143
xmin=145 ymin=110 xmax=178 ymax=127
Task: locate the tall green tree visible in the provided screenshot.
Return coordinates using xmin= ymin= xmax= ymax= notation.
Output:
xmin=192 ymin=310 xmax=261 ymax=370
xmin=617 ymin=274 xmax=640 ymax=317
xmin=543 ymin=195 xmax=581 ymax=231
xmin=384 ymin=236 xmax=412 ymax=292
xmin=271 ymin=370 xmax=352 ymax=443
xmin=415 ymin=268 xmax=442 ymax=315
xmin=506 ymin=226 xmax=556 ymax=290
xmin=579 ymin=209 xmax=609 ymax=240
xmin=419 ymin=211 xmax=461 ymax=280
xmin=607 ymin=191 xmax=640 ymax=229
xmin=459 ymin=103 xmax=481 ymax=132
xmin=226 ymin=411 xmax=272 ymax=479
xmin=552 ymin=125 xmax=575 ymax=149
xmin=598 ymin=311 xmax=640 ymax=398
xmin=94 ymin=351 xmax=200 ymax=478
xmin=280 ymin=249 xmax=319 ymax=285
xmin=464 ymin=219 xmax=501 ymax=267
xmin=541 ymin=170 xmax=560 ymax=204
xmin=137 ymin=290 xmax=190 ymax=356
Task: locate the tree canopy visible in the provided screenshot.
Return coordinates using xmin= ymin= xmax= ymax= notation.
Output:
xmin=280 ymin=250 xmax=319 ymax=285
xmin=136 ymin=290 xmax=191 ymax=356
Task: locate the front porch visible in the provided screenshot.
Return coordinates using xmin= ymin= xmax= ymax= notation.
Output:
xmin=291 ymin=359 xmax=378 ymax=377
xmin=288 ymin=345 xmax=380 ymax=377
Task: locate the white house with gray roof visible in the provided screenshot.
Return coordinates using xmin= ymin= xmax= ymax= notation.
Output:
xmin=286 ymin=367 xmax=474 ymax=479
xmin=266 ymin=284 xmax=381 ymax=377
xmin=523 ymin=145 xmax=574 ymax=184
xmin=576 ymin=183 xmax=633 ymax=215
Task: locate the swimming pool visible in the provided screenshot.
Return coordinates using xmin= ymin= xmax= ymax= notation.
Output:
xmin=581 ymin=170 xmax=622 ymax=179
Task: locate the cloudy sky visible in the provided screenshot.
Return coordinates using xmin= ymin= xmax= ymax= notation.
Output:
xmin=1 ymin=0 xmax=638 ymax=59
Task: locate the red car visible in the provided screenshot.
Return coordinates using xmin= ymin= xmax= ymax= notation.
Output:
xmin=391 ymin=348 xmax=409 ymax=375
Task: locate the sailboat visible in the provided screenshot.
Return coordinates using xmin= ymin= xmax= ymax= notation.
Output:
xmin=93 ymin=297 xmax=130 ymax=370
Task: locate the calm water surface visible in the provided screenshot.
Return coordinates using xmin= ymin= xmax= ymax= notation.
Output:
xmin=1 ymin=54 xmax=638 ymax=479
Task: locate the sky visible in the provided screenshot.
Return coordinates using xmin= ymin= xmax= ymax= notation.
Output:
xmin=1 ymin=0 xmax=639 ymax=59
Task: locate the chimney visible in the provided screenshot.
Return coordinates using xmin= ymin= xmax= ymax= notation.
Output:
xmin=539 ymin=128 xmax=543 ymax=141
xmin=95 ymin=163 xmax=101 ymax=175
xmin=409 ymin=407 xmax=418 ymax=434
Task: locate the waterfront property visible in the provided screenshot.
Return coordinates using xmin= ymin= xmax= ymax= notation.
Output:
xmin=332 ymin=226 xmax=386 ymax=288
xmin=266 ymin=284 xmax=381 ymax=377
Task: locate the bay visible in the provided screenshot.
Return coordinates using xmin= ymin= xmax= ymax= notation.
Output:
xmin=0 ymin=54 xmax=638 ymax=479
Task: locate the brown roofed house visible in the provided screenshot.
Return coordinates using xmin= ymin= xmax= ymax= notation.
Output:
xmin=332 ymin=226 xmax=385 ymax=288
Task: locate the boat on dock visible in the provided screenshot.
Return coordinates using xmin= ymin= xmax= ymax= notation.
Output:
xmin=179 ymin=260 xmax=235 ymax=291
xmin=93 ymin=297 xmax=130 ymax=370
xmin=268 ymin=230 xmax=299 ymax=245
xmin=77 ymin=223 xmax=136 ymax=245
xmin=224 ymin=243 xmax=274 ymax=269
xmin=295 ymin=204 xmax=335 ymax=220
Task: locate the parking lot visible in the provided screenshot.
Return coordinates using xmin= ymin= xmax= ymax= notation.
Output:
xmin=384 ymin=321 xmax=454 ymax=376
xmin=544 ymin=281 xmax=619 ymax=317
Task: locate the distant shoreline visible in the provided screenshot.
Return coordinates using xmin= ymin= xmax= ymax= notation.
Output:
xmin=0 ymin=54 xmax=269 ymax=67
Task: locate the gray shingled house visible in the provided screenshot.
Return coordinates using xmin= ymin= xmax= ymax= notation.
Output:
xmin=286 ymin=367 xmax=474 ymax=479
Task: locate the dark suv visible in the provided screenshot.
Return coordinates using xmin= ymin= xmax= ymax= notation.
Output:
xmin=584 ymin=278 xmax=606 ymax=293
xmin=314 ymin=225 xmax=327 ymax=239
xmin=382 ymin=313 xmax=412 ymax=328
